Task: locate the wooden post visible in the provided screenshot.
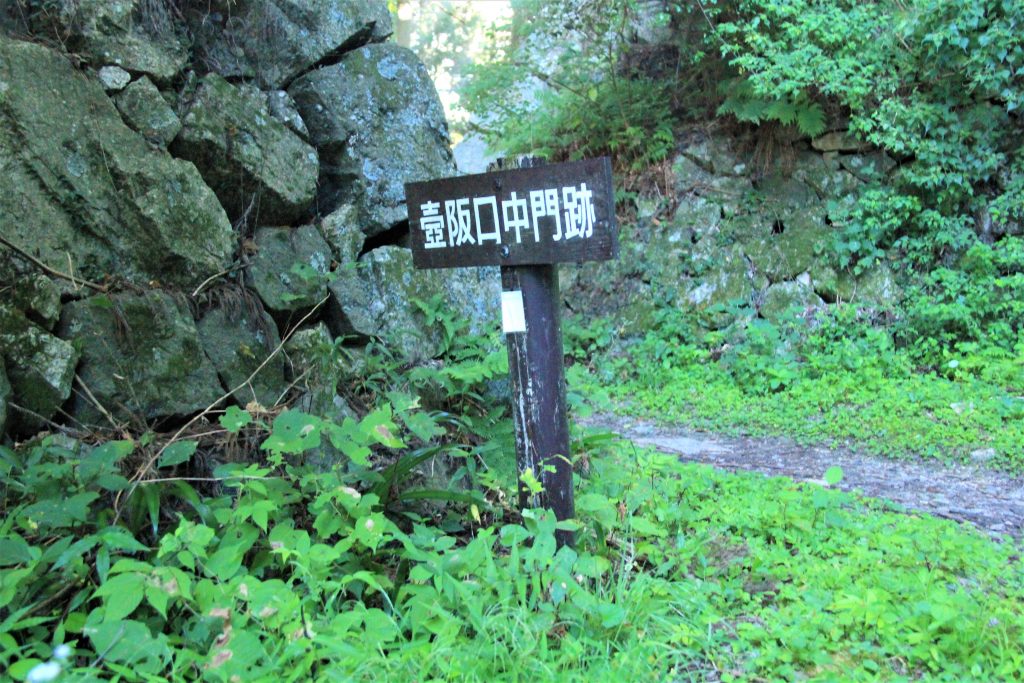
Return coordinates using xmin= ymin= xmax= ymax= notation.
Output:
xmin=501 ymin=263 xmax=574 ymax=546
xmin=405 ymin=156 xmax=618 ymax=549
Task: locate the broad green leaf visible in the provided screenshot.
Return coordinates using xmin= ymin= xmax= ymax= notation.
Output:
xmin=158 ymin=440 xmax=197 ymax=468
xmin=94 ymin=573 xmax=145 ymax=621
xmin=824 ymin=466 xmax=845 ymax=486
xmin=261 ymin=410 xmax=321 ymax=455
xmin=220 ymin=405 xmax=252 ymax=433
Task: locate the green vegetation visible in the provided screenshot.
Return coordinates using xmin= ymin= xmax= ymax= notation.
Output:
xmin=4 ymin=1 xmax=1024 ymax=681
xmin=568 ymin=300 xmax=1024 ymax=470
xmin=5 ymin=403 xmax=1024 ymax=681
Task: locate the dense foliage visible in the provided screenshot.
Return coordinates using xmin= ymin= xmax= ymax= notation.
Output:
xmin=5 ymin=404 xmax=1024 ymax=680
xmin=462 ymin=0 xmax=1024 ymax=364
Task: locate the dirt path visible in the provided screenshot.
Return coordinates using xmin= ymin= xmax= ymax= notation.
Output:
xmin=581 ymin=413 xmax=1024 ymax=540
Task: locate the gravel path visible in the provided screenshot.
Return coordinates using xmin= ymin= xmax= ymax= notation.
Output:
xmin=581 ymin=413 xmax=1024 ymax=540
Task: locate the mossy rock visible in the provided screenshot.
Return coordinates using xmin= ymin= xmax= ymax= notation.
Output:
xmin=672 ymin=196 xmax=721 ymax=242
xmin=248 ymin=226 xmax=333 ymax=315
xmin=0 ymin=305 xmax=78 ymax=432
xmin=114 ymin=76 xmax=181 ymax=148
xmin=746 ymin=210 xmax=830 ymax=283
xmin=686 ymin=245 xmax=763 ymax=329
xmin=172 ymin=74 xmax=319 ymax=224
xmin=325 ymin=246 xmax=499 ymax=360
xmin=697 ymin=175 xmax=755 ymax=218
xmin=839 ymin=152 xmax=896 ymax=182
xmin=289 ymin=43 xmax=455 ymax=236
xmin=191 ymin=0 xmax=392 ymax=89
xmin=671 ymin=154 xmax=713 ymax=195
xmin=681 ymin=136 xmax=747 ymax=176
xmin=0 ymin=251 xmax=61 ymax=329
xmin=318 ymin=205 xmax=366 ymax=262
xmin=759 ymin=281 xmax=825 ymax=323
xmin=197 ymin=305 xmax=285 ymax=409
xmin=0 ymin=37 xmax=234 ymax=289
xmin=59 ymin=291 xmax=223 ymax=424
xmin=28 ymin=0 xmax=188 ymax=83
xmin=266 ymin=90 xmax=309 ymax=140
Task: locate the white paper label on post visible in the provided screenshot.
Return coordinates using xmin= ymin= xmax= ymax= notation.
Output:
xmin=501 ymin=290 xmax=527 ymax=334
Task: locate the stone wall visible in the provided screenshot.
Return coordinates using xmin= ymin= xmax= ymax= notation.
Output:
xmin=564 ymin=127 xmax=899 ymax=336
xmin=0 ymin=1 xmax=498 ymax=439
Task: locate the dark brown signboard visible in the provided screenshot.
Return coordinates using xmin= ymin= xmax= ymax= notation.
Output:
xmin=406 ymin=157 xmax=618 ymax=269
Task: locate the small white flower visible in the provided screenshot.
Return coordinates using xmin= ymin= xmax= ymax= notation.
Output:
xmin=26 ymin=661 xmax=62 ymax=683
xmin=53 ymin=644 xmax=72 ymax=661
xmin=364 ymin=518 xmax=375 ymax=531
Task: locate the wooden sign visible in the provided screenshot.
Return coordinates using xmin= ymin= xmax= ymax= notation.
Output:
xmin=405 ymin=157 xmax=620 ymax=548
xmin=407 ymin=157 xmax=618 ymax=269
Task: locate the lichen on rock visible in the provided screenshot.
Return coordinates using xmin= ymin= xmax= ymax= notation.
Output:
xmin=247 ymin=225 xmax=334 ymax=315
xmin=172 ymin=74 xmax=319 ymax=225
xmin=197 ymin=304 xmax=286 ymax=409
xmin=114 ymin=76 xmax=181 ymax=148
xmin=325 ymin=246 xmax=499 ymax=360
xmin=0 ymin=36 xmax=234 ymax=289
xmin=191 ymin=0 xmax=392 ymax=89
xmin=0 ymin=305 xmax=79 ymax=432
xmin=58 ymin=291 xmax=224 ymax=423
xmin=289 ymin=43 xmax=455 ymax=236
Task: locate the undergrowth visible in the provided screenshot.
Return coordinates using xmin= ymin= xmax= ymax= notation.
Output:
xmin=567 ymin=304 xmax=1024 ymax=472
xmin=0 ymin=304 xmax=1022 ymax=681
xmin=4 ymin=423 xmax=1024 ymax=681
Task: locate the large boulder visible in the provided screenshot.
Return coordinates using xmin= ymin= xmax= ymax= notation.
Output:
xmin=247 ymin=226 xmax=334 ymax=315
xmin=759 ymin=280 xmax=825 ymax=323
xmin=0 ymin=250 xmax=62 ymax=330
xmin=191 ymin=0 xmax=392 ymax=89
xmin=325 ymin=246 xmax=500 ymax=359
xmin=0 ymin=306 xmax=79 ymax=432
xmin=289 ymin=43 xmax=455 ymax=235
xmin=172 ymin=74 xmax=319 ymax=225
xmin=59 ymin=291 xmax=224 ymax=424
xmin=114 ymin=76 xmax=181 ymax=148
xmin=0 ymin=37 xmax=235 ymax=289
xmin=747 ymin=210 xmax=830 ymax=283
xmin=687 ymin=244 xmax=764 ymax=328
xmin=28 ymin=1 xmax=188 ymax=83
xmin=198 ymin=304 xmax=286 ymax=409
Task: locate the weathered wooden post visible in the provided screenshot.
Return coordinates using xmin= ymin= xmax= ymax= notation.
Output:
xmin=406 ymin=157 xmax=618 ymax=547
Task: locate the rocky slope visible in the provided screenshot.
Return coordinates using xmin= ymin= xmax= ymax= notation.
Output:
xmin=0 ymin=0 xmax=498 ymax=438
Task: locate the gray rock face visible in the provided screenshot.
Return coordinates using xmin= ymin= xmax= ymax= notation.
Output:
xmin=30 ymin=1 xmax=188 ymax=83
xmin=0 ymin=251 xmax=62 ymax=330
xmin=266 ymin=90 xmax=309 ymax=140
xmin=114 ymin=76 xmax=181 ymax=148
xmin=172 ymin=74 xmax=319 ymax=224
xmin=0 ymin=305 xmax=79 ymax=432
xmin=289 ymin=43 xmax=455 ymax=235
xmin=248 ymin=226 xmax=333 ymax=314
xmin=192 ymin=0 xmax=392 ymax=89
xmin=198 ymin=305 xmax=285 ymax=408
xmin=98 ymin=65 xmax=131 ymax=92
xmin=759 ymin=281 xmax=825 ymax=323
xmin=0 ymin=37 xmax=234 ymax=289
xmin=59 ymin=291 xmax=224 ymax=424
xmin=326 ymin=246 xmax=499 ymax=359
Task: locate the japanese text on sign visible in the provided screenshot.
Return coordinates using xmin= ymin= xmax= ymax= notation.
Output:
xmin=419 ymin=183 xmax=596 ymax=250
xmin=406 ymin=156 xmax=617 ymax=269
